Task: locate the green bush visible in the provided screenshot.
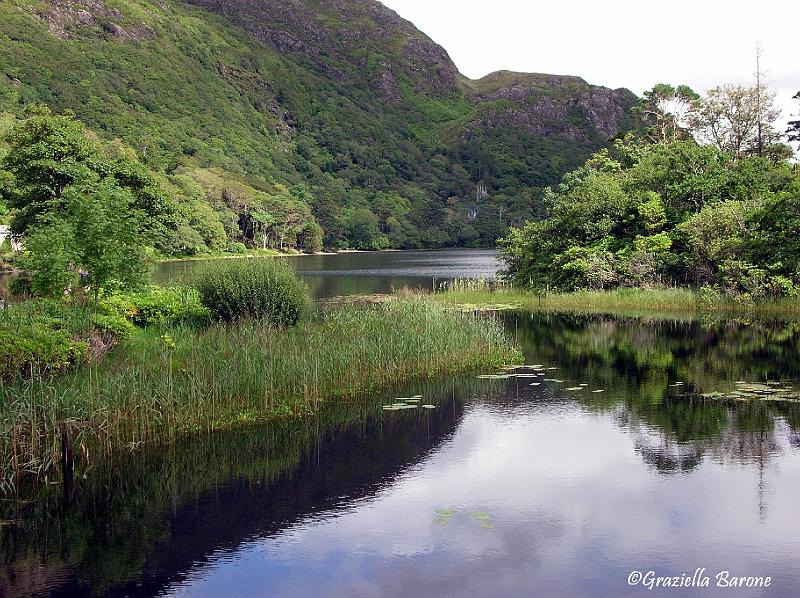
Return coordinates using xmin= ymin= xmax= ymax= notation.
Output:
xmin=100 ymin=286 xmax=210 ymax=327
xmin=194 ymin=258 xmax=309 ymax=325
xmin=91 ymin=313 xmax=136 ymax=340
xmin=0 ymin=298 xmax=94 ymax=335
xmin=8 ymin=276 xmax=33 ymax=298
xmin=227 ymin=242 xmax=247 ymax=254
xmin=0 ymin=325 xmax=88 ymax=379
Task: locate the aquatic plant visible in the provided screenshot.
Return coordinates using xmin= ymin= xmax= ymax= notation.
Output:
xmin=0 ymin=299 xmax=521 ymax=495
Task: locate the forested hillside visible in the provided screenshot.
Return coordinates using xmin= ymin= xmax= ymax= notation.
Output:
xmin=0 ymin=0 xmax=637 ymax=254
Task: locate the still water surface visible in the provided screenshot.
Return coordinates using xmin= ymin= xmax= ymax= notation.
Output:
xmin=2 ymin=251 xmax=800 ymax=597
xmin=153 ymin=249 xmax=501 ymax=299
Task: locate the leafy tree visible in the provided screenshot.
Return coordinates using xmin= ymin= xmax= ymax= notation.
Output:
xmin=164 ymin=223 xmax=207 ymax=256
xmin=342 ymin=208 xmax=388 ymax=250
xmin=298 ymin=222 xmax=324 ymax=253
xmin=17 ymin=216 xmax=79 ymax=297
xmin=187 ymin=202 xmax=227 ymax=252
xmin=3 ymin=108 xmax=99 ymax=235
xmin=67 ymin=179 xmax=149 ymax=296
xmin=748 ymin=190 xmax=800 ymax=280
xmin=676 ymin=201 xmax=750 ymax=286
xmin=500 ymin=135 xmax=798 ymax=297
xmin=2 ymin=110 xmax=174 ymax=296
xmin=635 ymin=84 xmax=700 ymax=143
xmin=788 ymin=91 xmax=800 ymax=144
xmin=688 ymin=85 xmax=781 ymax=158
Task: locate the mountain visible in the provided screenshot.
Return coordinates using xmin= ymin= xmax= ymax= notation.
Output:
xmin=0 ymin=0 xmax=638 ymax=253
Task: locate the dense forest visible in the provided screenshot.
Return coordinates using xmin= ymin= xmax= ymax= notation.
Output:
xmin=0 ymin=0 xmax=636 ymax=255
xmin=502 ymin=84 xmax=800 ymax=298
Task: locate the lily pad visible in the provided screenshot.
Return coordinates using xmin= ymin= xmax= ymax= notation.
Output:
xmin=434 ymin=508 xmax=455 ymax=525
xmin=469 ymin=510 xmax=491 ymax=521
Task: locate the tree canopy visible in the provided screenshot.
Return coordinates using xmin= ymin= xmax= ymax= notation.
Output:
xmin=2 ymin=109 xmax=176 ymax=296
xmin=500 ymin=131 xmax=799 ymax=299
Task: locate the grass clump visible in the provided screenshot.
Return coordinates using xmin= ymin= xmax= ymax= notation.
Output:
xmin=435 ymin=280 xmax=800 ymax=318
xmin=194 ymin=258 xmax=309 ymax=325
xmin=0 ymin=299 xmax=521 ymax=495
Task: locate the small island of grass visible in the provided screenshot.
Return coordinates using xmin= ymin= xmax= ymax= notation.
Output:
xmin=0 ymin=259 xmax=521 ymax=497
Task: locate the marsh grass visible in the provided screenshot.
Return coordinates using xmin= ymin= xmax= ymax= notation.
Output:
xmin=435 ymin=280 xmax=800 ymax=319
xmin=0 ymin=299 xmax=521 ymax=495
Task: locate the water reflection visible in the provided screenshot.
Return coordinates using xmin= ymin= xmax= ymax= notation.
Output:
xmin=506 ymin=313 xmax=800 ymax=475
xmin=2 ymin=314 xmax=800 ymax=596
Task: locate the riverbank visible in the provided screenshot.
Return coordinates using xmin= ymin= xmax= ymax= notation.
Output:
xmin=0 ymin=299 xmax=521 ymax=495
xmin=434 ymin=284 xmax=800 ymax=318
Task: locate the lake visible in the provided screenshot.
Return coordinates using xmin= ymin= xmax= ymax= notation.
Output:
xmin=2 ymin=251 xmax=800 ymax=597
xmin=152 ymin=249 xmax=501 ymax=299
xmin=1 ymin=249 xmax=500 ymax=300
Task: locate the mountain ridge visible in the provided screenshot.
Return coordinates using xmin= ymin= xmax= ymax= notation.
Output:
xmin=0 ymin=0 xmax=639 ymax=252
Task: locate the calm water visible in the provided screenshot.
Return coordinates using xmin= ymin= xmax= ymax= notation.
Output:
xmin=3 ymin=253 xmax=800 ymax=597
xmin=152 ymin=249 xmax=501 ymax=299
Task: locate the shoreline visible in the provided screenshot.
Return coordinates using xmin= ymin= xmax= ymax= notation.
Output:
xmin=433 ymin=287 xmax=800 ymax=319
xmin=154 ymin=248 xmax=405 ymax=263
xmin=154 ymin=246 xmax=490 ymax=263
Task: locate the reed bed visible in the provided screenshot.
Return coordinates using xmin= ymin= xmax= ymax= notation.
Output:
xmin=436 ymin=280 xmax=800 ymax=319
xmin=0 ymin=299 xmax=521 ymax=494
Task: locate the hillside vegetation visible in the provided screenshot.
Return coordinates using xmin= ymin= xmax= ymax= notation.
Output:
xmin=0 ymin=0 xmax=637 ymax=254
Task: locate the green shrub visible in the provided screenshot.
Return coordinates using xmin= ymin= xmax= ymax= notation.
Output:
xmin=194 ymin=258 xmax=309 ymax=325
xmin=227 ymin=242 xmax=247 ymax=254
xmin=8 ymin=276 xmax=33 ymax=298
xmin=91 ymin=313 xmax=136 ymax=340
xmin=0 ymin=298 xmax=94 ymax=335
xmin=100 ymin=286 xmax=210 ymax=327
xmin=0 ymin=326 xmax=88 ymax=379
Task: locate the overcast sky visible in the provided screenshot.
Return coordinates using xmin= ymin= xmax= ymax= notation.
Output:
xmin=381 ymin=0 xmax=798 ymax=137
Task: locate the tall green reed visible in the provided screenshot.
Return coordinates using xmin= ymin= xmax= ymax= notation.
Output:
xmin=0 ymin=299 xmax=521 ymax=496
